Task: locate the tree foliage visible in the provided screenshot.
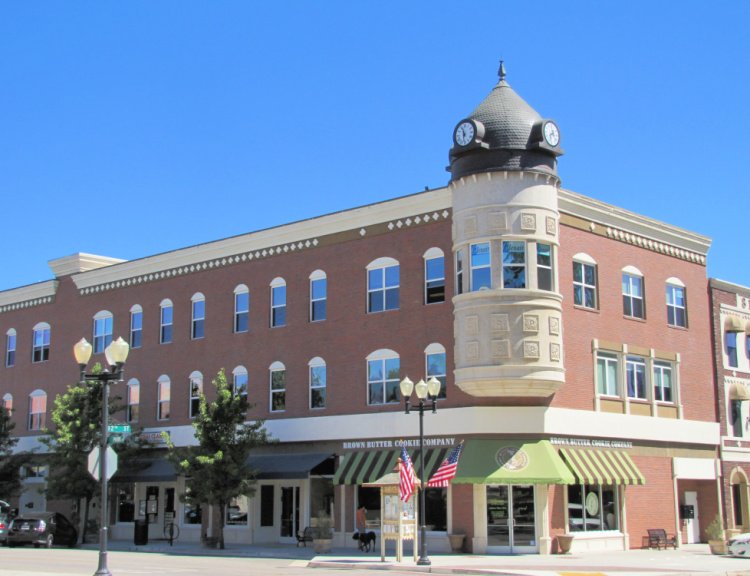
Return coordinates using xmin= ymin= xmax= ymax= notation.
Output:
xmin=0 ymin=404 xmax=28 ymax=498
xmin=165 ymin=368 xmax=272 ymax=549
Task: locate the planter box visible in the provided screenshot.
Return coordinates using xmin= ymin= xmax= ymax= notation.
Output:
xmin=448 ymin=534 xmax=465 ymax=552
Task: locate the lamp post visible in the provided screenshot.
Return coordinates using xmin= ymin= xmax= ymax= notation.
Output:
xmin=399 ymin=375 xmax=441 ymax=567
xmin=74 ymin=336 xmax=130 ymax=576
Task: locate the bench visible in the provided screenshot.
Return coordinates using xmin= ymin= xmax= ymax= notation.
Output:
xmin=647 ymin=528 xmax=677 ymax=549
xmin=296 ymin=526 xmax=315 ymax=547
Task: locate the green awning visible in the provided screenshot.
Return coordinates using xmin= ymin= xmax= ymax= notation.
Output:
xmin=559 ymin=448 xmax=645 ymax=485
xmin=452 ymin=440 xmax=574 ymax=485
xmin=333 ymin=447 xmax=449 ymax=485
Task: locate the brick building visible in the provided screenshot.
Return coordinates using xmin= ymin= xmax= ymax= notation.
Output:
xmin=0 ymin=65 xmax=721 ymax=554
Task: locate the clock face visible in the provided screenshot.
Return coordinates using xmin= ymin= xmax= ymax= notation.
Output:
xmin=543 ymin=121 xmax=560 ymax=147
xmin=455 ymin=121 xmax=475 ymax=146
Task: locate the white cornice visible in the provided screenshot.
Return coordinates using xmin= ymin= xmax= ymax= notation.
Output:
xmin=711 ymin=278 xmax=750 ymax=297
xmin=0 ymin=281 xmax=58 ymax=314
xmin=48 ymin=253 xmax=125 ymax=278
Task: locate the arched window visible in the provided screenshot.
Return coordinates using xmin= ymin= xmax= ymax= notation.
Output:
xmin=31 ymin=322 xmax=50 ymax=363
xmin=93 ymin=310 xmax=114 ymax=354
xmin=191 ymin=293 xmax=205 ymax=340
xmin=2 ymin=393 xmax=12 ymax=413
xmin=423 ymin=248 xmax=445 ymax=304
xmin=28 ymin=389 xmax=46 ymax=430
xmin=424 ymin=343 xmax=447 ymax=399
xmin=129 ymin=305 xmax=143 ymax=349
xmin=234 ymin=285 xmax=249 ymax=333
xmin=309 ymin=270 xmax=327 ymax=322
xmin=665 ymin=277 xmax=687 ymax=328
xmin=127 ymin=379 xmax=140 ymax=423
xmin=622 ymin=266 xmax=645 ymax=319
xmin=367 ymin=258 xmax=399 ymax=313
xmin=232 ymin=366 xmax=248 ymax=399
xmin=157 ymin=375 xmax=171 ymax=420
xmin=573 ymin=253 xmax=598 ymax=309
xmin=5 ymin=329 xmax=16 ymax=368
xmin=269 ymin=361 xmax=286 ymax=412
xmin=270 ymin=278 xmax=287 ymax=328
xmin=189 ymin=371 xmax=203 ymax=418
xmin=160 ymin=299 xmax=173 ymax=344
xmin=309 ymin=357 xmax=326 ymax=409
xmin=366 ymin=349 xmax=400 ymax=405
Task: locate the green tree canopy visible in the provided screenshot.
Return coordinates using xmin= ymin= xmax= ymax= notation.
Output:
xmin=0 ymin=404 xmax=28 ymax=498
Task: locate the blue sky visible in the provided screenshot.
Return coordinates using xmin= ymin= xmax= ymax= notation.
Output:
xmin=1 ymin=1 xmax=749 ymax=291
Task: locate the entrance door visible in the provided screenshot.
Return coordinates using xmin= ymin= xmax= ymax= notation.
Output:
xmin=487 ymin=485 xmax=537 ymax=553
xmin=685 ymin=491 xmax=699 ymax=544
xmin=280 ymin=486 xmax=300 ymax=542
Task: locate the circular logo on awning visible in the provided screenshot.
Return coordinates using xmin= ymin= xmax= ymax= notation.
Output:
xmin=496 ymin=446 xmax=529 ymax=471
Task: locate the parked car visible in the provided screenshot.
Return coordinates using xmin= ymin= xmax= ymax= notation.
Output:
xmin=5 ymin=512 xmax=78 ymax=548
xmin=728 ymin=533 xmax=750 ymax=557
xmin=0 ymin=513 xmax=12 ymax=543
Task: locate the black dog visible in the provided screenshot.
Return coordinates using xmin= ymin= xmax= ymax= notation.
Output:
xmin=355 ymin=530 xmax=376 ymax=552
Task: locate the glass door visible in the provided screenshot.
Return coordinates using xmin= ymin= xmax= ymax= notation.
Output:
xmin=486 ymin=485 xmax=537 ymax=553
xmin=280 ymin=486 xmax=300 ymax=541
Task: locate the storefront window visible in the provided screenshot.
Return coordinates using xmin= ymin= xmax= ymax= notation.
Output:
xmin=356 ymin=485 xmax=446 ymax=532
xmin=568 ymin=484 xmax=618 ymax=532
xmin=226 ymin=496 xmax=248 ymax=525
xmin=117 ymin=485 xmax=135 ymax=522
xmin=183 ymin=489 xmax=202 ymax=525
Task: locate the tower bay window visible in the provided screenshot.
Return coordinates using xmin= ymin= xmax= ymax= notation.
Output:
xmin=536 ymin=243 xmax=553 ymax=291
xmin=502 ymin=241 xmax=526 ymax=289
xmin=470 ymin=243 xmax=491 ymax=291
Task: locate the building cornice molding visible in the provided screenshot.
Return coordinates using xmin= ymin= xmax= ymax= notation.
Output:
xmin=0 ymin=281 xmax=58 ymax=315
xmin=711 ymin=278 xmax=750 ymax=298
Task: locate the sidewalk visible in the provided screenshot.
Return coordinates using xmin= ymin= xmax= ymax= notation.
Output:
xmin=99 ymin=539 xmax=750 ymax=576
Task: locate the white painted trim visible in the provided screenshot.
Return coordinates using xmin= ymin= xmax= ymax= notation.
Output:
xmin=130 ymin=304 xmax=142 ymax=314
xmin=309 ymin=269 xmax=326 ymax=281
xmin=367 ymin=257 xmax=399 ymax=270
xmin=189 ymin=370 xmax=203 ymax=381
xmin=234 ymin=284 xmax=249 ymax=294
xmin=190 ymin=292 xmax=205 ymax=302
xmin=269 ymin=361 xmax=285 ymax=371
xmin=270 ymin=277 xmax=286 ymax=288
xmin=572 ymin=252 xmax=597 ymax=265
xmin=93 ymin=310 xmax=112 ymax=320
xmin=424 ymin=343 xmax=446 ymax=355
xmin=232 ymin=365 xmax=248 ymax=376
xmin=423 ymin=247 xmax=444 ymax=260
xmin=673 ymin=457 xmax=717 ymax=480
xmin=6 ymin=328 xmax=15 ymax=336
xmin=622 ymin=265 xmax=643 ymax=276
xmin=308 ymin=356 xmax=325 ymax=367
xmin=666 ymin=277 xmax=686 ymax=288
xmin=366 ymin=348 xmax=399 ymax=361
xmin=160 ymin=299 xmax=173 ymax=308
xmin=32 ymin=322 xmax=50 ymax=331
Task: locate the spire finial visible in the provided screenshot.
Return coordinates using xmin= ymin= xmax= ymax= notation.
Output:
xmin=498 ymin=60 xmax=506 ymax=82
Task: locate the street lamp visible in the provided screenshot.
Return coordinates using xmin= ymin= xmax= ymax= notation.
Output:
xmin=399 ymin=375 xmax=441 ymax=566
xmin=74 ymin=336 xmax=129 ymax=576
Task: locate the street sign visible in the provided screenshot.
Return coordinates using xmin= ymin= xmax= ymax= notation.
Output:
xmin=108 ymin=424 xmax=131 ymax=434
xmin=87 ymin=446 xmax=118 ymax=481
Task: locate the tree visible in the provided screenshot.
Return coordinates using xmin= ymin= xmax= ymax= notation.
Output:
xmin=0 ymin=404 xmax=29 ymax=498
xmin=165 ymin=368 xmax=272 ymax=549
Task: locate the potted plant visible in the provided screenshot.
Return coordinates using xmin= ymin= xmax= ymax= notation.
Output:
xmin=557 ymin=533 xmax=574 ymax=554
xmin=313 ymin=512 xmax=333 ymax=554
xmin=706 ymin=514 xmax=727 ymax=555
xmin=448 ymin=533 xmax=465 ymax=552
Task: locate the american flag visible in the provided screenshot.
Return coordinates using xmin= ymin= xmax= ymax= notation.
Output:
xmin=399 ymin=445 xmax=416 ymax=502
xmin=427 ymin=442 xmax=464 ymax=487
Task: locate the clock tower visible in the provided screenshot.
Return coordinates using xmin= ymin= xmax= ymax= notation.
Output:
xmin=449 ymin=62 xmax=565 ymax=399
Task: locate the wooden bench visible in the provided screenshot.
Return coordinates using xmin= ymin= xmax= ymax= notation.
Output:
xmin=647 ymin=528 xmax=677 ymax=549
xmin=296 ymin=526 xmax=315 ymax=547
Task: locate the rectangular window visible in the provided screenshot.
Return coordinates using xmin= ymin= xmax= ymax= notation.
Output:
xmin=727 ymin=332 xmax=739 ymax=368
xmin=191 ymin=300 xmax=205 ymax=340
xmin=117 ymin=485 xmax=135 ymax=523
xmin=596 ymin=352 xmax=619 ymax=396
xmin=568 ymin=484 xmax=619 ymax=532
xmin=5 ymin=333 xmax=15 ymax=367
xmin=226 ymin=496 xmax=248 ymax=526
xmin=183 ymin=494 xmax=202 ymax=525
xmin=28 ymin=394 xmax=46 ymax=431
xmin=32 ymin=328 xmax=50 ymax=363
xmin=368 ymin=265 xmax=400 ymax=312
xmin=732 ymin=399 xmax=743 ymax=437
xmin=653 ymin=361 xmax=673 ymax=403
xmin=425 ymin=256 xmax=446 ymax=304
xmin=234 ymin=372 xmax=248 ymax=398
xmin=127 ymin=384 xmax=140 ymax=423
xmin=260 ymin=485 xmax=274 ymax=527
xmin=734 ymin=483 xmax=744 ymax=526
xmin=626 ymin=356 xmax=647 ymax=400
xmin=573 ymin=262 xmax=597 ymax=309
xmin=93 ymin=316 xmax=113 ymax=354
xmin=455 ymin=250 xmax=465 ymax=296
xmin=537 ymin=243 xmax=553 ymax=291
xmin=470 ymin=243 xmax=491 ymax=291
xmin=622 ymin=274 xmax=645 ymax=319
xmin=310 ymin=278 xmax=327 ymax=322
xmin=130 ymin=311 xmax=143 ymax=349
xmin=271 ymin=285 xmax=287 ymax=327
xmin=426 ymin=352 xmax=447 ymax=399
xmin=367 ymin=357 xmax=400 ymax=405
xmin=235 ymin=292 xmax=249 ymax=333
xmin=189 ymin=376 xmax=202 ymax=418
xmin=666 ymin=285 xmax=687 ymax=327
xmin=310 ymin=364 xmax=326 ymax=409
xmin=160 ymin=305 xmax=173 ymax=344
xmin=158 ymin=380 xmax=170 ymax=420
xmin=502 ymin=241 xmax=526 ymax=289
xmin=270 ymin=369 xmax=286 ymax=412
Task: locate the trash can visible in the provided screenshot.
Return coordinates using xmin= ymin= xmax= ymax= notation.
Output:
xmin=134 ymin=519 xmax=148 ymax=545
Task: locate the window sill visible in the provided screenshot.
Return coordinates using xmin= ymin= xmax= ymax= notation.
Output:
xmin=622 ymin=315 xmax=646 ymax=323
xmin=573 ymin=305 xmax=600 ymax=313
xmin=667 ymin=323 xmax=688 ymax=331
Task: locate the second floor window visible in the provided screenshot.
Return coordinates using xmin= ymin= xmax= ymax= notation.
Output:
xmin=130 ymin=306 xmax=143 ymax=349
xmin=157 ymin=376 xmax=171 ymax=420
xmin=233 ymin=367 xmax=248 ymax=399
xmin=727 ymin=331 xmax=739 ymax=368
xmin=573 ymin=260 xmax=597 ymax=309
xmin=127 ymin=380 xmax=140 ymax=423
xmin=189 ymin=372 xmax=203 ymax=418
xmin=455 ymin=250 xmax=465 ymax=295
xmin=310 ymin=272 xmax=327 ymax=322
xmin=368 ymin=259 xmax=400 ymax=313
xmin=622 ymin=272 xmax=645 ymax=319
xmin=191 ymin=294 xmax=205 ymax=340
xmin=536 ymin=243 xmax=553 ymax=291
xmin=270 ymin=363 xmax=286 ymax=412
xmin=626 ymin=356 xmax=647 ymax=400
xmin=234 ymin=286 xmax=249 ymax=333
xmin=367 ymin=353 xmax=400 ymax=405
xmin=653 ymin=361 xmax=673 ymax=402
xmin=5 ymin=329 xmax=16 ymax=368
xmin=426 ymin=345 xmax=447 ymax=399
xmin=470 ymin=243 xmax=491 ymax=291
xmin=160 ymin=301 xmax=173 ymax=344
xmin=596 ymin=352 xmax=619 ymax=396
xmin=502 ymin=241 xmax=526 ymax=289
xmin=28 ymin=390 xmax=46 ymax=431
xmin=93 ymin=311 xmax=113 ymax=354
xmin=32 ymin=323 xmax=50 ymax=363
xmin=666 ymin=283 xmax=687 ymax=328
xmin=270 ymin=279 xmax=287 ymax=328
xmin=309 ymin=358 xmax=327 ymax=409
xmin=424 ymin=250 xmax=445 ymax=304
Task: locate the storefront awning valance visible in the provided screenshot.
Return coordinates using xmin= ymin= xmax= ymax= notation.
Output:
xmin=333 ymin=447 xmax=450 ymax=485
xmin=559 ymin=448 xmax=645 ymax=486
xmin=452 ymin=440 xmax=574 ymax=485
xmin=246 ymin=453 xmax=333 ymax=479
xmin=725 ymin=315 xmax=745 ymax=333
xmin=111 ymin=458 xmax=177 ymax=484
xmin=730 ymin=382 xmax=750 ymax=401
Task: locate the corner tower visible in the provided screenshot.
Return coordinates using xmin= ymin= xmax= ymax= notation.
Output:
xmin=449 ymin=62 xmax=564 ymax=398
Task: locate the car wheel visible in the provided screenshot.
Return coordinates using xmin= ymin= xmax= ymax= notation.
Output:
xmin=68 ymin=530 xmax=78 ymax=548
xmin=7 ymin=542 xmax=15 ymax=548
xmin=45 ymin=534 xmax=53 ymax=548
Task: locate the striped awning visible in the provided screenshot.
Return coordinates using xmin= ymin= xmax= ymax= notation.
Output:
xmin=559 ymin=448 xmax=645 ymax=486
xmin=333 ymin=447 xmax=450 ymax=485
